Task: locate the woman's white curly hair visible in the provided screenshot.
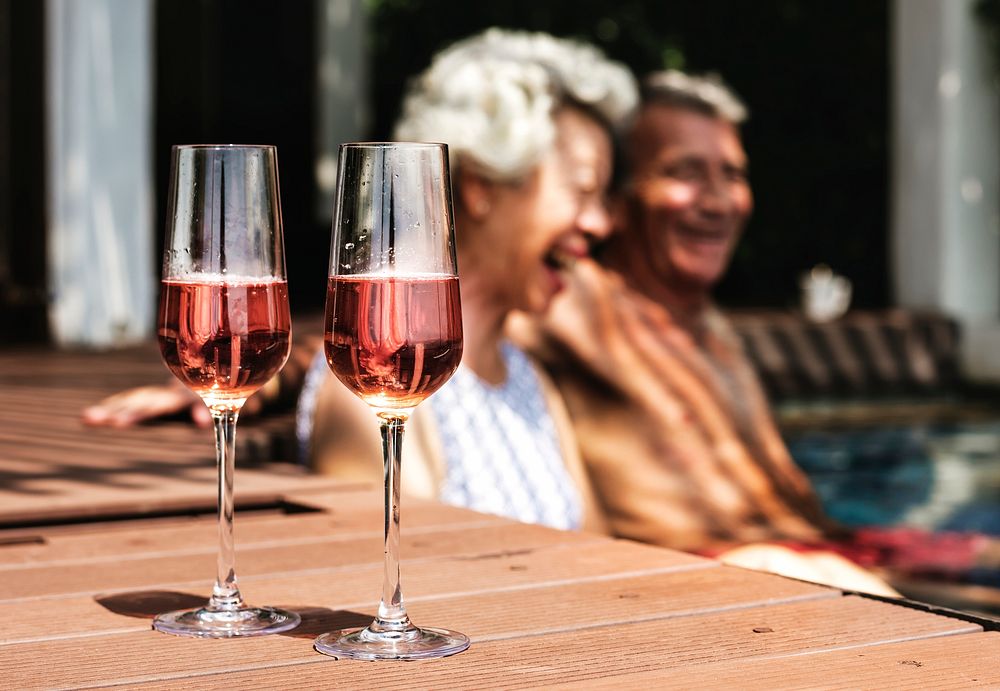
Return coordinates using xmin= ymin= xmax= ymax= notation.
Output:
xmin=394 ymin=28 xmax=638 ymax=182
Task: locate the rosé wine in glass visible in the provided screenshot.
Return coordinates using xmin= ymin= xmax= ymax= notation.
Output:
xmin=151 ymin=144 xmax=300 ymax=639
xmin=159 ymin=276 xmax=291 ymax=405
xmin=324 ymin=274 xmax=462 ymax=411
xmin=313 ymin=142 xmax=469 ymax=660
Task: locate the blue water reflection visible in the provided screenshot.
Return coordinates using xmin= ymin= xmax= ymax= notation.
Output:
xmin=786 ymin=421 xmax=1000 ymax=534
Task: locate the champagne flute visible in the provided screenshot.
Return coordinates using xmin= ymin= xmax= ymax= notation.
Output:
xmin=313 ymin=143 xmax=468 ymax=660
xmin=153 ymin=144 xmax=300 ymax=638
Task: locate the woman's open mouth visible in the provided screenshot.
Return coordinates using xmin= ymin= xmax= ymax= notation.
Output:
xmin=543 ymin=247 xmax=577 ymax=272
xmin=540 ymin=246 xmax=585 ymax=297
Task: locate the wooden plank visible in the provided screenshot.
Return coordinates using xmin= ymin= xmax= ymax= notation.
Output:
xmin=544 ymin=631 xmax=1000 ymax=690
xmin=0 ymin=508 xmax=498 ymax=568
xmin=1 ymin=596 xmax=979 ymax=690
xmin=0 ymin=347 xmax=163 ymax=387
xmin=0 ymin=414 xmax=292 ymax=460
xmin=0 ymin=367 xmax=333 ymax=526
xmin=0 ymin=423 xmax=297 ymax=526
xmin=372 ymin=565 xmax=835 ymax=641
xmin=0 ymin=344 xmax=306 ymax=526
xmin=0 ymin=433 xmax=207 ymax=457
xmin=0 ymin=522 xmax=608 ymax=599
xmin=0 ymin=343 xmax=328 ymax=550
xmin=0 ymin=464 xmax=343 ymax=526
xmin=0 ymin=490 xmax=494 ymax=566
xmin=0 ymin=539 xmax=713 ymax=644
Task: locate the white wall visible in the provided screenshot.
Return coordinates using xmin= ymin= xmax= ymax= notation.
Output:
xmin=314 ymin=0 xmax=368 ymax=219
xmin=46 ymin=0 xmax=154 ymax=347
xmin=893 ymin=0 xmax=1000 ymax=381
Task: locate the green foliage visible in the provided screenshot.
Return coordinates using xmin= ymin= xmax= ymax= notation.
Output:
xmin=366 ymin=1 xmax=889 ymax=308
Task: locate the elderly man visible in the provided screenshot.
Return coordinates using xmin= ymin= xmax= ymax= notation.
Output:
xmin=517 ymin=71 xmax=897 ymax=594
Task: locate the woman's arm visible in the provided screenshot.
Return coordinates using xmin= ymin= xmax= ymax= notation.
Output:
xmin=81 ymin=335 xmax=323 ymax=427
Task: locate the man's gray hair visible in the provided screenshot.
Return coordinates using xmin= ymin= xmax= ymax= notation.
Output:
xmin=394 ymin=28 xmax=638 ymax=182
xmin=641 ymin=70 xmax=748 ymax=124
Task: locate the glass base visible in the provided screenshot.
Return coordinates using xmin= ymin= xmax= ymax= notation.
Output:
xmin=153 ymin=605 xmax=300 ymax=638
xmin=314 ymin=624 xmax=470 ymax=660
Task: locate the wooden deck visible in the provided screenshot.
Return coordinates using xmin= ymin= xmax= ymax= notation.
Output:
xmin=0 ymin=344 xmax=320 ymax=526
xmin=2 ymin=346 xmax=1000 ymax=688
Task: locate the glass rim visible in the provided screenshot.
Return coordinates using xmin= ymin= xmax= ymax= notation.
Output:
xmin=172 ymin=144 xmax=277 ymax=151
xmin=339 ymin=141 xmax=447 ymax=150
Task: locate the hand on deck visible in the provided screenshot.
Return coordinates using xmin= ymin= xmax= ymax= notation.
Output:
xmin=81 ymin=383 xmax=268 ymax=428
xmin=82 ymin=383 xmax=211 ymax=428
xmin=79 ymin=339 xmax=322 ymax=430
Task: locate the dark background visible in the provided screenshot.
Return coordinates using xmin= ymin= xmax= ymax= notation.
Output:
xmin=366 ymin=0 xmax=890 ymax=311
xmin=2 ymin=0 xmax=891 ymax=337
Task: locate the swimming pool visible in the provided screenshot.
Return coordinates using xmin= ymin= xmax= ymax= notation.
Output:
xmin=787 ymin=420 xmax=1000 ymax=535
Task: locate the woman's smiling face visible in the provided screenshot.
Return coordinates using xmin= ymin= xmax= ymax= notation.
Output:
xmin=471 ymin=107 xmax=615 ymax=315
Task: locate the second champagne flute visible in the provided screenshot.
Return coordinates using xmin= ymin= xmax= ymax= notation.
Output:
xmin=313 ymin=142 xmax=469 ymax=660
xmin=153 ymin=144 xmax=300 ymax=638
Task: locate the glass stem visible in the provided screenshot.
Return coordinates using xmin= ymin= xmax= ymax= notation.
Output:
xmin=209 ymin=406 xmax=244 ymax=611
xmin=370 ymin=414 xmax=412 ymax=633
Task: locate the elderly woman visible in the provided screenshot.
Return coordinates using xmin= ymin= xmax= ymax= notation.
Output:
xmin=86 ymin=29 xmax=637 ymax=534
xmin=304 ymin=29 xmax=636 ymax=532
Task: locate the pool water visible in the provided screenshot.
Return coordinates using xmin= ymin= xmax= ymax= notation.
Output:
xmin=786 ymin=421 xmax=1000 ymax=535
